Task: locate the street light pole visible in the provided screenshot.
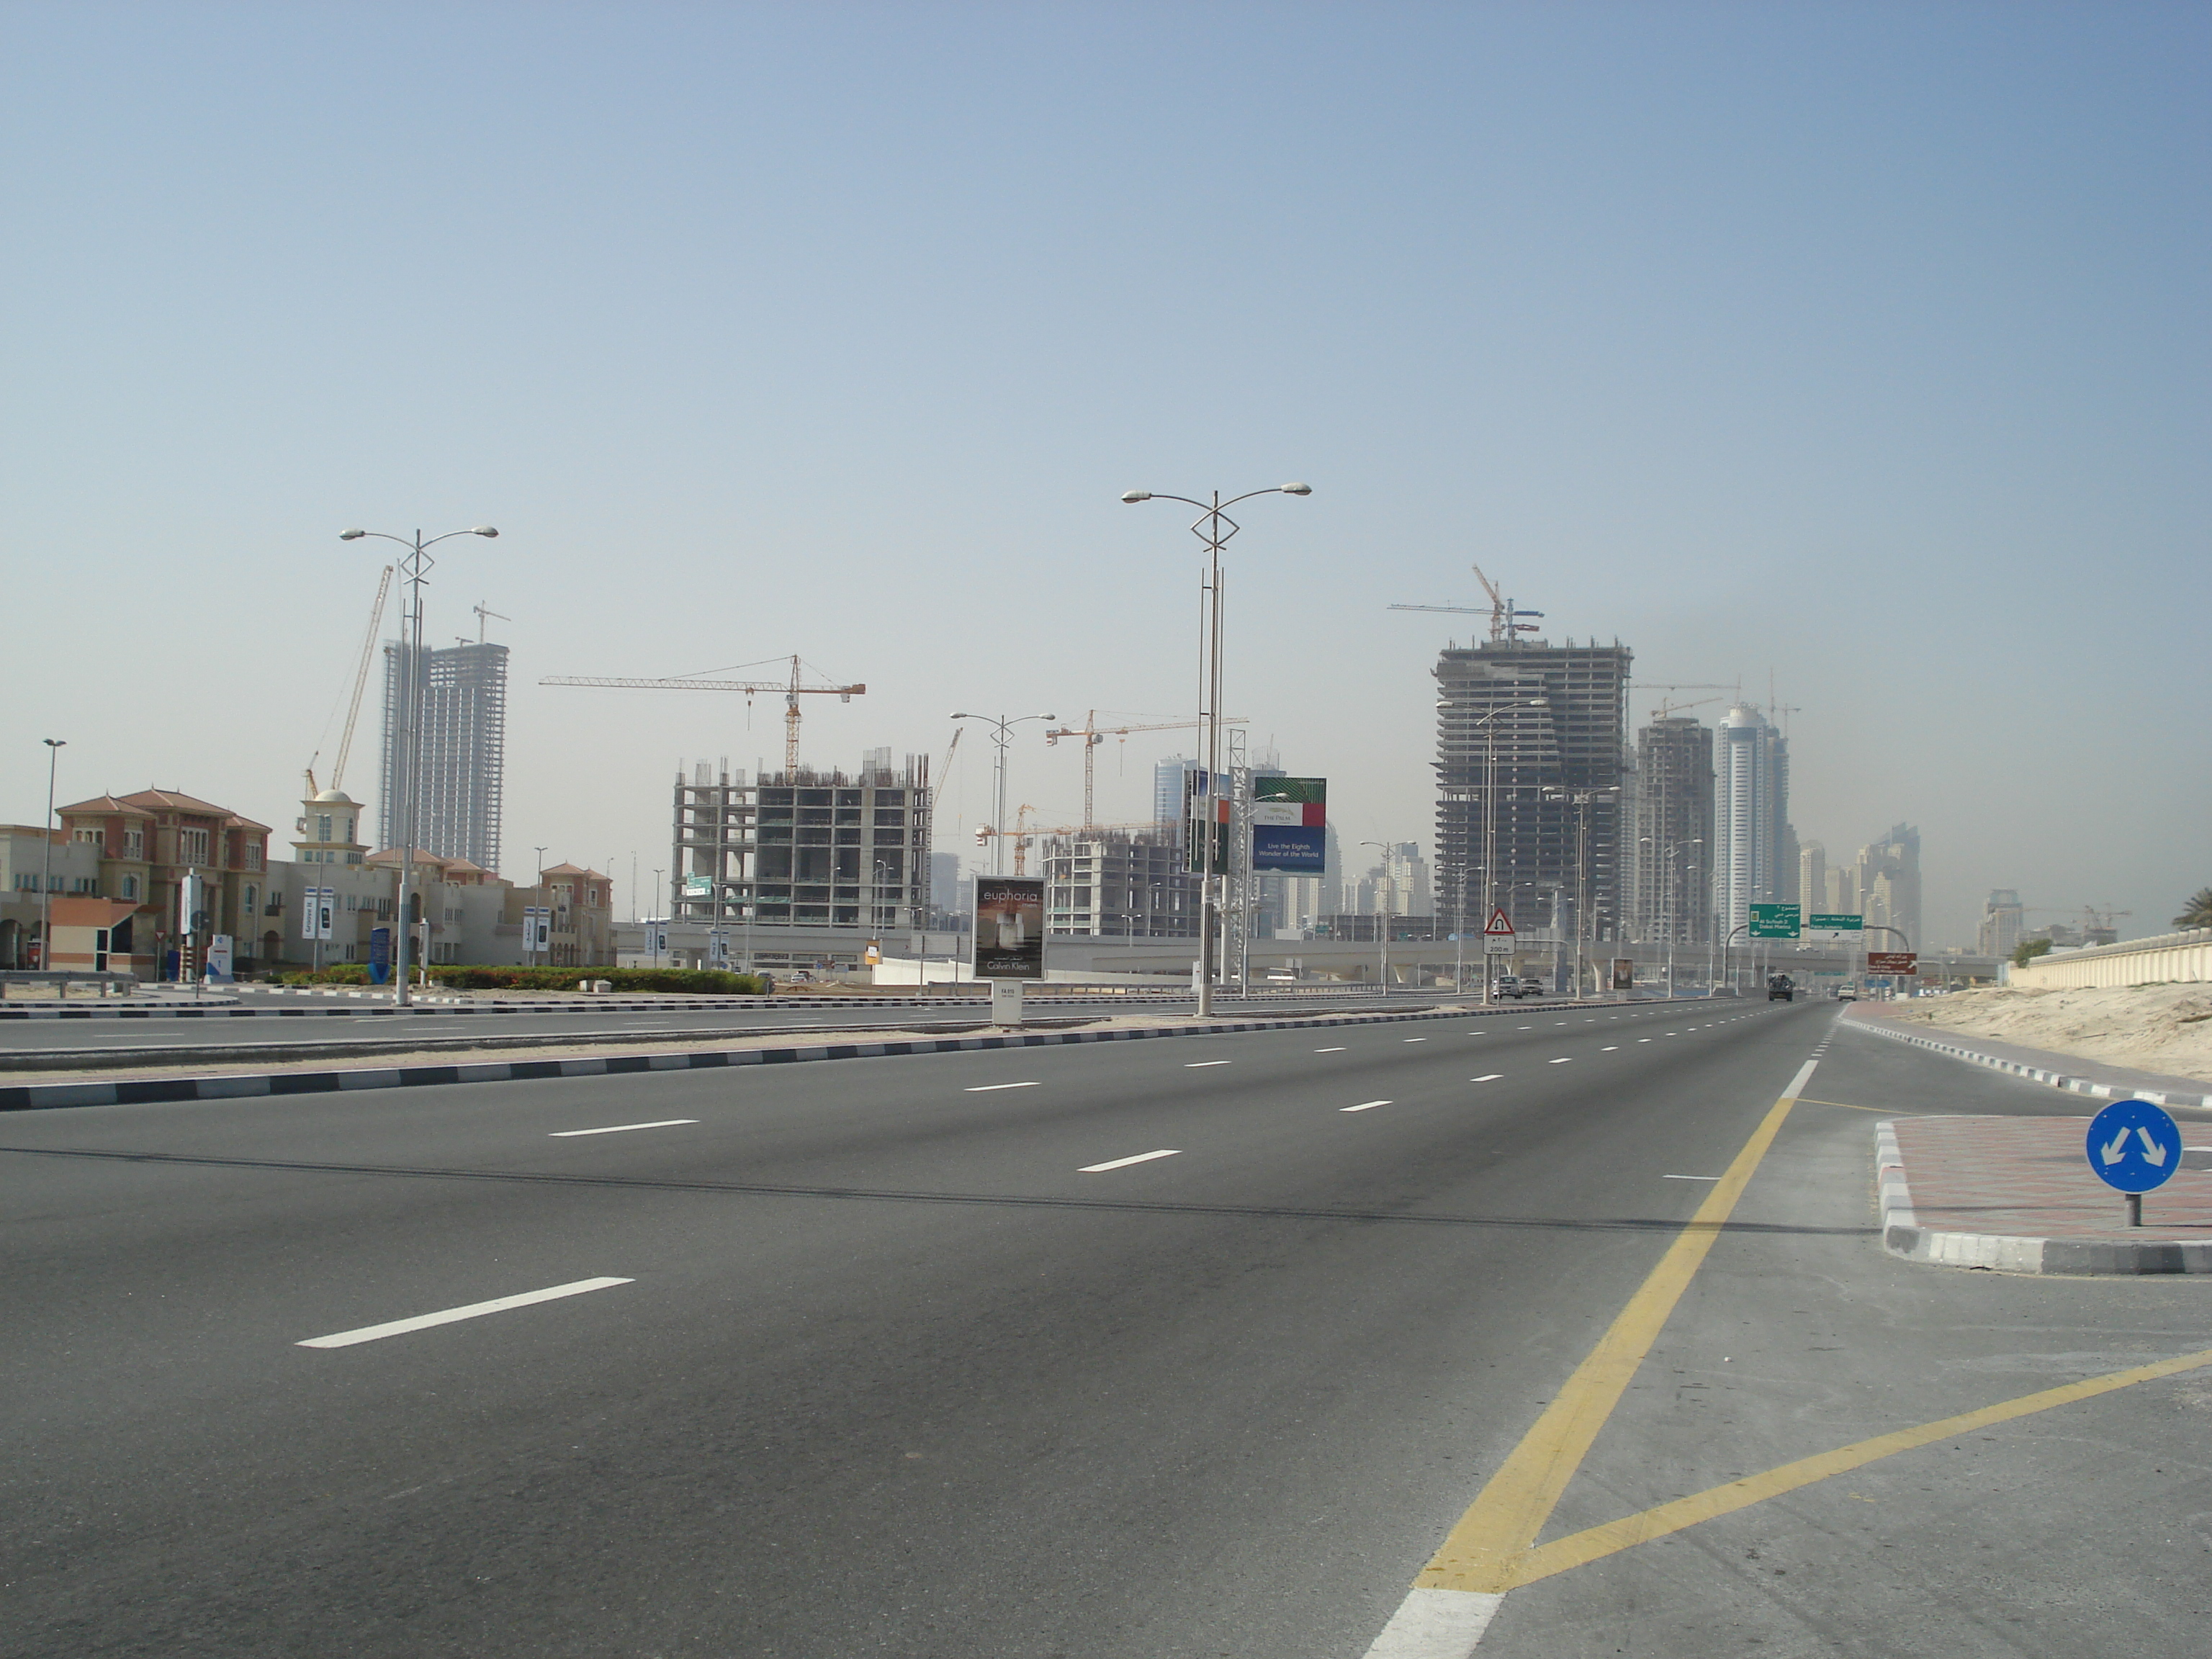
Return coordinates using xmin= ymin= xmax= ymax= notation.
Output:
xmin=39 ymin=739 xmax=64 ymax=974
xmin=1123 ymin=485 xmax=1311 ymax=1017
xmin=1361 ymin=840 xmax=1393 ymax=991
xmin=340 ymin=525 xmax=497 ymax=1005
xmin=532 ymin=845 xmax=549 ymax=968
xmin=1471 ymin=701 xmax=1546 ymax=1005
xmin=950 ymin=713 xmax=1058 ymax=877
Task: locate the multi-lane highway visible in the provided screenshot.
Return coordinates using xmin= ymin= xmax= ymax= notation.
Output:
xmin=5 ymin=1001 xmax=2207 ymax=1656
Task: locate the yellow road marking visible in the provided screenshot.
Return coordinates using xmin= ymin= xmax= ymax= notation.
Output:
xmin=1413 ymin=1065 xmax=1809 ymax=1595
xmin=1501 ymin=1345 xmax=2212 ymax=1588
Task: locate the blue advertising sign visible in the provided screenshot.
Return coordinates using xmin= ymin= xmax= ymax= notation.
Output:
xmin=2085 ymin=1099 xmax=2182 ymax=1195
xmin=1251 ymin=823 xmax=1326 ymax=875
xmin=368 ymin=927 xmax=392 ymax=985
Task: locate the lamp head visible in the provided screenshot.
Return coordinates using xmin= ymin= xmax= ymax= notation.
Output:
xmin=44 ymin=737 xmax=64 ymax=749
xmin=339 ymin=529 xmax=367 ymax=540
xmin=1281 ymin=482 xmax=1313 ymax=496
xmin=1120 ymin=490 xmax=1151 ymax=503
xmin=472 ymin=526 xmax=498 ymax=538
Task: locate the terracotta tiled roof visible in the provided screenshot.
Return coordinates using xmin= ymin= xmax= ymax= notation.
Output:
xmin=59 ymin=794 xmax=156 ymax=818
xmin=116 ymin=788 xmax=237 ymax=817
xmin=541 ymin=863 xmax=607 ymax=878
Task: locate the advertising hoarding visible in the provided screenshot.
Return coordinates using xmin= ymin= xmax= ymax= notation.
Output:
xmin=972 ymin=877 xmax=1045 ymax=980
xmin=1611 ymin=958 xmax=1635 ymax=991
xmin=1251 ymin=777 xmax=1327 ymax=874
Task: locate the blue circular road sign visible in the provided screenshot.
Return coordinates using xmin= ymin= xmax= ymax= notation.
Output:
xmin=2085 ymin=1099 xmax=2182 ymax=1194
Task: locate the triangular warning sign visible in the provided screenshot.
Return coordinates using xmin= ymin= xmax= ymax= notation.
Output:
xmin=1483 ymin=907 xmax=1514 ymax=936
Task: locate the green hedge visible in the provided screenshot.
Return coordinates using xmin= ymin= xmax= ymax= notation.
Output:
xmin=271 ymin=965 xmax=767 ymax=995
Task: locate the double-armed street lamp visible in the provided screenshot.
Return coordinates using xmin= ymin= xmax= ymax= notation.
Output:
xmin=40 ymin=739 xmax=64 ymax=972
xmin=950 ymin=712 xmax=1058 ymax=877
xmin=340 ymin=525 xmax=498 ymax=1005
xmin=1120 ymin=484 xmax=1311 ymax=1015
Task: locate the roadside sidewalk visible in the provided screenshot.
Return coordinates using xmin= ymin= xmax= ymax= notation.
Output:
xmin=1877 ymin=1114 xmax=2212 ymax=1274
xmin=1845 ymin=1003 xmax=2212 ymax=1111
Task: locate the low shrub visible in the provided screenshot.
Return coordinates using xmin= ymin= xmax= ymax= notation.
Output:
xmin=270 ymin=965 xmax=764 ymax=994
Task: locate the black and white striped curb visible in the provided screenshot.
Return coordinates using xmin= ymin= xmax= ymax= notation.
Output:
xmin=1876 ymin=1120 xmax=2212 ymax=1275
xmin=0 ymin=1001 xmax=1557 ymax=1112
xmin=0 ymin=989 xmax=1385 ymax=1020
xmin=1849 ymin=1015 xmax=2212 ymax=1111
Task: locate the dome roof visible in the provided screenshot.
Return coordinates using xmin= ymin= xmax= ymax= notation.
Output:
xmin=313 ymin=788 xmax=356 ymax=804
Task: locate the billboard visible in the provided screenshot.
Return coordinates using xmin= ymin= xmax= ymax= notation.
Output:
xmin=973 ymin=876 xmax=1045 ymax=980
xmin=1183 ymin=769 xmax=1228 ymax=873
xmin=1251 ymin=777 xmax=1326 ymax=874
xmin=1611 ymin=958 xmax=1635 ymax=991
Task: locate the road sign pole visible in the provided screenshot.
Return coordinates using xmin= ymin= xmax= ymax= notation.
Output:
xmin=2128 ymin=1192 xmax=2141 ymax=1228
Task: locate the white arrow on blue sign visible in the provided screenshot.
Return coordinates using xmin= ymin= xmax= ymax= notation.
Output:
xmin=2084 ymin=1099 xmax=2182 ymax=1195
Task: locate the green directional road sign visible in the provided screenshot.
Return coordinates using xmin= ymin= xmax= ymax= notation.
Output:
xmin=1748 ymin=902 xmax=1802 ymax=939
xmin=1808 ymin=912 xmax=1863 ymax=931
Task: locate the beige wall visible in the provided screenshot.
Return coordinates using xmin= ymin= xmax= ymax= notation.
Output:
xmin=2010 ymin=929 xmax=2212 ymax=989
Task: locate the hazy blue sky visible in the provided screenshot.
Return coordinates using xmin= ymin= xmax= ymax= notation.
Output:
xmin=4 ymin=3 xmax=2205 ymax=948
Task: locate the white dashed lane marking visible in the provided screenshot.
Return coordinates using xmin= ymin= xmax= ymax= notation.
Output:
xmin=1341 ymin=1100 xmax=1392 ymax=1113
xmin=1079 ymin=1149 xmax=1182 ymax=1173
xmin=965 ymin=1082 xmax=1040 ymax=1093
xmin=1472 ymin=1074 xmax=1504 ymax=1083
xmin=1185 ymin=1061 xmax=1232 ymax=1069
xmin=298 ymin=1278 xmax=634 ymax=1349
xmin=549 ymin=1120 xmax=697 ymax=1137
xmin=1315 ymin=1046 xmax=1348 ymax=1053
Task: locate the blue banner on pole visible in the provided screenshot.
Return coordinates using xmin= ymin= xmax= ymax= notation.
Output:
xmin=1251 ymin=823 xmax=1326 ymax=875
xmin=368 ymin=927 xmax=392 ymax=984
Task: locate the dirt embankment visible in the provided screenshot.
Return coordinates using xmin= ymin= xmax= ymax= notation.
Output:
xmin=1888 ymin=982 xmax=2212 ymax=1084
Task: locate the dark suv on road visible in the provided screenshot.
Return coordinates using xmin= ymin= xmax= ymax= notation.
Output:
xmin=1767 ymin=974 xmax=1795 ymax=1002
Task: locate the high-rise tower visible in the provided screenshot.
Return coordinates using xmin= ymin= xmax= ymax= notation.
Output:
xmin=379 ymin=640 xmax=508 ymax=873
xmin=1713 ymin=703 xmax=1790 ymax=940
xmin=1628 ymin=715 xmax=1714 ymax=945
xmin=1434 ymin=634 xmax=1631 ymax=942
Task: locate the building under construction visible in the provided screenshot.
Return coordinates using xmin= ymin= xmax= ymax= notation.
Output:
xmin=379 ymin=640 xmax=508 ymax=874
xmin=1433 ymin=625 xmax=1631 ymax=945
xmin=1040 ymin=829 xmax=1199 ymax=940
xmin=1626 ymin=714 xmax=1716 ymax=945
xmin=670 ymin=755 xmax=932 ymax=942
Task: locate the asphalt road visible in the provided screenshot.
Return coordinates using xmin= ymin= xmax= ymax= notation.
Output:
xmin=4 ymin=1001 xmax=2208 ymax=1656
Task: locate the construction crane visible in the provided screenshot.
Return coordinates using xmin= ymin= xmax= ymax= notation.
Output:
xmin=305 ymin=564 xmax=394 ymax=797
xmin=466 ymin=601 xmax=510 ymax=645
xmin=541 ymin=655 xmax=865 ymax=774
xmin=1389 ymin=562 xmax=1545 ymax=644
xmin=1043 ymin=711 xmax=1247 ymax=829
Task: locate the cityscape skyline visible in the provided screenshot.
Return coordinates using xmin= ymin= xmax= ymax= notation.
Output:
xmin=4 ymin=6 xmax=2203 ymax=951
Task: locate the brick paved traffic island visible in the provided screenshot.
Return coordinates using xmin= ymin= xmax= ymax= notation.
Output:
xmin=1878 ymin=1115 xmax=2212 ymax=1275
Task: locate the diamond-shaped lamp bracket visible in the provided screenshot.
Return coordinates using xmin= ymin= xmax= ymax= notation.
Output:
xmin=1188 ymin=509 xmax=1241 ymax=547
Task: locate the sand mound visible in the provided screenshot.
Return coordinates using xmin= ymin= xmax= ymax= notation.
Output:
xmin=1890 ymin=981 xmax=2212 ymax=1084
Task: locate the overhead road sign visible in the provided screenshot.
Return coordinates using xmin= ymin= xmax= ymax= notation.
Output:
xmin=1866 ymin=951 xmax=1917 ymax=975
xmin=1748 ymin=903 xmax=1801 ymax=939
xmin=1808 ymin=912 xmax=1863 ymax=930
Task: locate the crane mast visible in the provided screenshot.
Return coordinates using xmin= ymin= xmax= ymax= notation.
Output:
xmin=307 ymin=563 xmax=394 ymax=797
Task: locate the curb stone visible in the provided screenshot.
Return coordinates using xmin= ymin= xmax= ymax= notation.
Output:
xmin=1875 ymin=1119 xmax=2212 ymax=1275
xmin=1850 ymin=1016 xmax=2212 ymax=1111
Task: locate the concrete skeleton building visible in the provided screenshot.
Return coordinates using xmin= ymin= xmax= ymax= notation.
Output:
xmin=380 ymin=638 xmax=508 ymax=875
xmin=1434 ymin=634 xmax=1630 ymax=943
xmin=1977 ymin=889 xmax=2025 ymax=958
xmin=667 ymin=757 xmax=932 ymax=965
xmin=1041 ymin=829 xmax=1198 ymax=940
xmin=1853 ymin=822 xmax=1923 ymax=948
xmin=1627 ymin=715 xmax=1715 ymax=946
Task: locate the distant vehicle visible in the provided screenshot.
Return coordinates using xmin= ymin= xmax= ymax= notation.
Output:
xmin=1517 ymin=976 xmax=1549 ymax=998
xmin=1836 ymin=987 xmax=1858 ymax=1002
xmin=1493 ymin=975 xmax=1540 ymax=1000
xmin=1767 ymin=974 xmax=1795 ymax=1002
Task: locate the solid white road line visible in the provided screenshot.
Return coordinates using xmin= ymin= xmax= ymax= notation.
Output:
xmin=1079 ymin=1149 xmax=1182 ymax=1173
xmin=965 ymin=1082 xmax=1041 ymax=1092
xmin=549 ymin=1120 xmax=698 ymax=1137
xmin=1341 ymin=1100 xmax=1392 ymax=1112
xmin=1185 ymin=1061 xmax=1232 ymax=1068
xmin=1472 ymin=1074 xmax=1504 ymax=1083
xmin=1362 ymin=1587 xmax=1505 ymax=1657
xmin=297 ymin=1277 xmax=633 ymax=1349
xmin=1315 ymin=1046 xmax=1349 ymax=1053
